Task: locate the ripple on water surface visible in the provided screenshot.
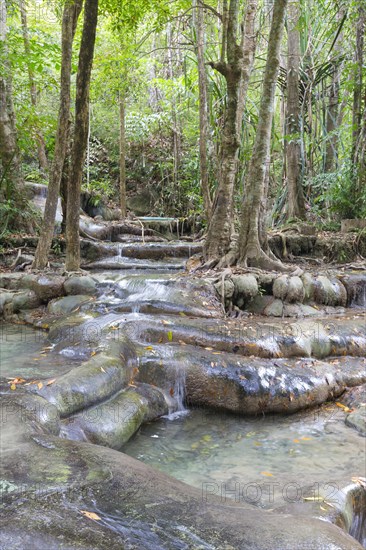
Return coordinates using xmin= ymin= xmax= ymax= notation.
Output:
xmin=0 ymin=323 xmax=75 ymax=379
xmin=123 ymin=406 xmax=365 ymax=508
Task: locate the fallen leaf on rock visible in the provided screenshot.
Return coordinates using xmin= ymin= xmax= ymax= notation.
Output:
xmin=293 ymin=439 xmax=300 ymax=443
xmin=80 ymin=510 xmax=101 ymax=521
xmin=10 ymin=384 xmax=16 ymax=391
xmin=167 ymin=331 xmax=173 ymax=342
xmin=100 ymin=367 xmax=106 ymax=373
xmin=261 ymin=471 xmax=273 ymax=477
xmin=46 ymin=379 xmax=56 ymax=386
xmin=37 ymin=382 xmax=43 ymax=390
xmin=8 ymin=377 xmax=26 ymax=385
xmin=335 ymin=402 xmax=352 ymax=413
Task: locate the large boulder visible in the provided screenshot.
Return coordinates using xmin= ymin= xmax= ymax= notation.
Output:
xmin=313 ymin=276 xmax=347 ymax=306
xmin=64 ymin=275 xmax=97 ymax=296
xmin=12 ymin=290 xmax=41 ymax=311
xmin=47 ymin=295 xmax=93 ymax=316
xmin=232 ymin=274 xmax=258 ymax=307
xmin=273 ymin=275 xmax=305 ymax=303
xmin=19 ymin=274 xmax=66 ymax=303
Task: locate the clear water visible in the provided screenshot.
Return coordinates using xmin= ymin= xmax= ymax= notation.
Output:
xmin=0 ymin=323 xmax=74 ymax=379
xmin=123 ymin=406 xmax=366 ymax=509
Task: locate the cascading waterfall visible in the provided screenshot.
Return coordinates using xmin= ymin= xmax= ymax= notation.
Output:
xmin=167 ymin=363 xmax=188 ymax=419
xmin=117 ymin=243 xmax=123 ymax=260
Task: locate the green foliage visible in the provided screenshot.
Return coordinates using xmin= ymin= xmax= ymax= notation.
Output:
xmin=309 ymin=163 xmax=366 ymax=220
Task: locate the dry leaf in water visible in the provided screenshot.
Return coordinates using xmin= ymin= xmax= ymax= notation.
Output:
xmin=80 ymin=510 xmax=101 ymax=521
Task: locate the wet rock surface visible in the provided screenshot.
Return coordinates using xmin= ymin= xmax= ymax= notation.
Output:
xmin=1 ymin=224 xmax=366 ymax=548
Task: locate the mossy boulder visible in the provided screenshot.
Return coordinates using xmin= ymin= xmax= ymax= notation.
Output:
xmin=232 ymin=274 xmax=258 ymax=307
xmin=47 ymin=295 xmax=93 ymax=316
xmin=313 ymin=276 xmax=347 ymax=306
xmin=273 ymin=275 xmax=305 ymax=303
xmin=12 ymin=290 xmax=41 ymax=312
xmin=19 ymin=274 xmax=66 ymax=303
xmin=64 ymin=276 xmax=97 ymax=296
xmin=214 ymin=278 xmax=235 ymax=306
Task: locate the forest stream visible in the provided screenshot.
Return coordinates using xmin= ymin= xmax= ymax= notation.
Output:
xmin=1 ymin=240 xmax=366 ymax=548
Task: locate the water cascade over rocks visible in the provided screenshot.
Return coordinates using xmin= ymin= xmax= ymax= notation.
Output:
xmin=1 ymin=213 xmax=366 ymax=549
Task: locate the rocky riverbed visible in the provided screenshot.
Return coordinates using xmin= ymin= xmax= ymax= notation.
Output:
xmin=1 ymin=212 xmax=366 ymax=548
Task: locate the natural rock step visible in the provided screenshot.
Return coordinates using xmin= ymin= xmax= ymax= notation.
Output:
xmin=31 ymin=344 xmax=135 ymax=417
xmin=132 ymin=314 xmax=366 ymax=360
xmin=80 ymin=216 xmax=154 ymax=240
xmin=81 ymin=240 xmax=202 ymax=261
xmin=106 ymin=299 xmax=221 ymax=318
xmin=82 ymin=257 xmax=186 ymax=270
xmin=138 ymin=349 xmax=366 ymax=415
xmin=60 ymin=383 xmax=167 ymax=449
xmin=115 ymin=234 xmax=167 ymax=243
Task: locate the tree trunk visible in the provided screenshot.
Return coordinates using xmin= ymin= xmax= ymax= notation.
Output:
xmin=167 ymin=23 xmax=181 ymax=199
xmin=237 ymin=0 xmax=288 ymax=269
xmin=352 ymin=3 xmax=365 ymax=201
xmin=60 ymin=120 xmax=73 ymax=234
xmin=194 ymin=0 xmax=212 ymax=220
xmin=19 ymin=0 xmax=48 ymax=174
xmin=0 ymin=0 xmax=23 ymax=193
xmin=119 ymin=93 xmax=127 ymax=218
xmin=65 ymin=0 xmax=98 ymax=271
xmin=286 ymin=0 xmax=305 ymax=220
xmin=33 ymin=0 xmax=82 ymax=269
xmin=324 ymin=10 xmax=345 ymax=173
xmin=204 ymin=0 xmax=257 ymax=260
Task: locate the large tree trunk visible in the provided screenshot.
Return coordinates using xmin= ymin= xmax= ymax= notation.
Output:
xmin=166 ymin=23 xmax=182 ymax=210
xmin=19 ymin=0 xmax=48 ymax=174
xmin=119 ymin=93 xmax=127 ymax=218
xmin=33 ymin=0 xmax=82 ymax=269
xmin=204 ymin=0 xmax=257 ymax=260
xmin=65 ymin=0 xmax=98 ymax=271
xmin=237 ymin=0 xmax=288 ymax=269
xmin=286 ymin=0 xmax=305 ymax=220
xmin=324 ymin=10 xmax=345 ymax=173
xmin=0 ymin=0 xmax=23 ymax=193
xmin=194 ymin=0 xmax=212 ymax=220
xmin=351 ymin=3 xmax=365 ymax=203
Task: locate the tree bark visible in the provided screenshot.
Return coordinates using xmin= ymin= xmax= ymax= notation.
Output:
xmin=286 ymin=0 xmax=305 ymax=220
xmin=194 ymin=0 xmax=212 ymax=220
xmin=324 ymin=10 xmax=345 ymax=173
xmin=66 ymin=0 xmax=98 ymax=271
xmin=204 ymin=0 xmax=257 ymax=260
xmin=0 ymin=0 xmax=23 ymax=193
xmin=237 ymin=0 xmax=288 ymax=269
xmin=33 ymin=0 xmax=82 ymax=269
xmin=119 ymin=93 xmax=127 ymax=218
xmin=19 ymin=0 xmax=48 ymax=174
xmin=167 ymin=23 xmax=181 ymax=197
xmin=352 ymin=3 xmax=365 ymax=201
